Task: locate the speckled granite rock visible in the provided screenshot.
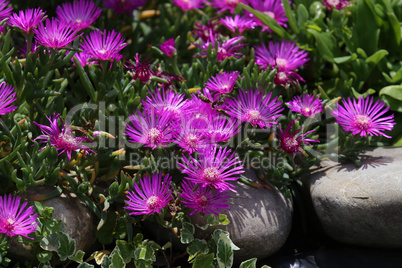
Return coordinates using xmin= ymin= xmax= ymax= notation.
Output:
xmin=307 ymin=147 xmax=402 ymax=248
xmin=192 ymin=169 xmax=293 ymax=263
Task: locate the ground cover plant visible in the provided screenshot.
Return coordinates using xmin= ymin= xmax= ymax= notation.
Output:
xmin=0 ymin=0 xmax=400 ymax=267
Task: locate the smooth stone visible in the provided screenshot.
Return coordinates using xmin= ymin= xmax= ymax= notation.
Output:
xmin=307 ymin=147 xmax=402 ymax=248
xmin=8 ymin=186 xmax=96 ymax=261
xmin=191 ymin=169 xmax=293 ymax=263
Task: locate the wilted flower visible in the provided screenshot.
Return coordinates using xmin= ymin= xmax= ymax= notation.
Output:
xmin=323 ymin=0 xmax=350 ymax=10
xmin=0 ymin=0 xmax=12 ymax=21
xmin=34 ymin=114 xmax=93 ymax=160
xmin=0 ymin=194 xmax=38 ymax=239
xmin=332 ymin=96 xmax=396 ymax=138
xmin=287 ymin=94 xmax=323 ymax=118
xmin=180 ymin=180 xmax=230 ymax=215
xmin=246 ymin=0 xmax=287 ymax=31
xmin=205 ymin=71 xmax=239 ymax=95
xmin=194 ymin=36 xmax=246 ymax=61
xmin=81 ymin=29 xmax=127 ymax=62
xmin=124 ymin=173 xmax=173 ymax=216
xmin=209 ymin=0 xmax=245 ymax=13
xmin=124 ymin=110 xmax=174 ymax=149
xmin=255 ymin=40 xmax=309 ymax=85
xmin=178 ymin=144 xmax=244 ymax=192
xmin=220 ymin=15 xmax=256 ymax=34
xmin=277 ymin=120 xmax=319 ymax=158
xmin=33 ymin=18 xmax=80 ymax=49
xmin=172 ymin=0 xmax=204 ymax=11
xmin=159 ymin=38 xmax=177 ymax=58
xmin=0 ymin=82 xmax=17 ymax=115
xmin=56 ymin=0 xmax=102 ymax=31
xmin=125 ymin=53 xmax=155 ymax=83
xmin=225 ymin=88 xmax=283 ymax=129
xmin=103 ymin=0 xmax=146 ymax=15
xmin=8 ymin=8 xmax=45 ymax=34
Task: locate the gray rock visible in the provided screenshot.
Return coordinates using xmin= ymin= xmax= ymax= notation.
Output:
xmin=192 ymin=169 xmax=293 ymax=263
xmin=307 ymin=147 xmax=402 ymax=248
xmin=8 ymin=186 xmax=96 ymax=262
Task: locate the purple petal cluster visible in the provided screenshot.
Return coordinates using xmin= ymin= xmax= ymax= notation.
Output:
xmin=56 ymin=0 xmax=102 ymax=31
xmin=323 ymin=0 xmax=350 ymax=10
xmin=209 ymin=0 xmax=245 ymax=13
xmin=0 ymin=0 xmax=12 ymax=21
xmin=142 ymin=89 xmax=187 ymax=119
xmin=125 ymin=53 xmax=155 ymax=83
xmin=160 ymin=38 xmax=177 ymax=58
xmin=220 ymin=15 xmax=256 ymax=34
xmin=246 ymin=0 xmax=287 ymax=31
xmin=180 ymin=180 xmax=230 ymax=215
xmin=332 ymin=96 xmax=395 ymax=138
xmin=0 ymin=82 xmax=17 ymax=115
xmin=124 ymin=173 xmax=173 ymax=216
xmin=172 ymin=0 xmax=204 ymax=11
xmin=34 ymin=114 xmax=93 ymax=160
xmin=225 ymin=89 xmax=283 ymax=129
xmin=205 ymin=71 xmax=239 ymax=95
xmin=255 ymin=40 xmax=309 ymax=85
xmin=0 ymin=194 xmax=38 ymax=239
xmin=278 ymin=120 xmax=319 ymax=158
xmin=287 ymin=94 xmax=323 ymax=118
xmin=194 ymin=36 xmax=246 ymax=61
xmin=7 ymin=8 xmax=45 ymax=34
xmin=81 ymin=29 xmax=127 ymax=62
xmin=178 ymin=144 xmax=244 ymax=192
xmin=33 ymin=18 xmax=80 ymax=49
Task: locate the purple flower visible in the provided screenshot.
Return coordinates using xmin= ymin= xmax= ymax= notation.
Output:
xmin=255 ymin=40 xmax=309 ymax=85
xmin=56 ymin=0 xmax=102 ymax=32
xmin=0 ymin=0 xmax=12 ymax=21
xmin=33 ymin=18 xmax=80 ymax=49
xmin=194 ymin=19 xmax=221 ymax=43
xmin=225 ymin=88 xmax=283 ymax=129
xmin=220 ymin=15 xmax=256 ymax=34
xmin=173 ymin=114 xmax=208 ymax=153
xmin=172 ymin=0 xmax=204 ymax=11
xmin=0 ymin=194 xmax=38 ymax=239
xmin=81 ymin=29 xmax=127 ymax=62
xmin=287 ymin=94 xmax=323 ymax=118
xmin=183 ymin=95 xmax=219 ymax=129
xmin=124 ymin=173 xmax=173 ymax=216
xmin=125 ymin=53 xmax=155 ymax=83
xmin=180 ymin=180 xmax=230 ymax=215
xmin=34 ymin=114 xmax=93 ymax=161
xmin=103 ymin=0 xmax=146 ymax=15
xmin=278 ymin=120 xmax=319 ymax=158
xmin=178 ymin=144 xmax=244 ymax=192
xmin=246 ymin=0 xmax=287 ymax=31
xmin=73 ymin=51 xmax=95 ymax=67
xmin=124 ymin=110 xmax=173 ymax=149
xmin=0 ymin=82 xmax=17 ymax=115
xmin=332 ymin=96 xmax=396 ymax=138
xmin=194 ymin=36 xmax=246 ymax=61
xmin=159 ymin=38 xmax=176 ymax=58
xmin=209 ymin=0 xmax=245 ymax=13
xmin=7 ymin=8 xmax=45 ymax=35
xmin=323 ymin=0 xmax=350 ymax=10
xmin=142 ymin=88 xmax=187 ymax=119
xmin=203 ymin=115 xmax=240 ymax=143
xmin=205 ymin=71 xmax=239 ymax=95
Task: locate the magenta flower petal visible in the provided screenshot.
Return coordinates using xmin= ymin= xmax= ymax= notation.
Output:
xmin=0 ymin=194 xmax=38 ymax=239
xmin=225 ymin=88 xmax=283 ymax=129
xmin=209 ymin=0 xmax=245 ymax=13
xmin=220 ymin=15 xmax=256 ymax=34
xmin=124 ymin=173 xmax=173 ymax=216
xmin=8 ymin=8 xmax=45 ymax=34
xmin=178 ymin=144 xmax=244 ymax=192
xmin=172 ymin=0 xmax=204 ymax=11
xmin=180 ymin=180 xmax=230 ymax=215
xmin=287 ymin=94 xmax=323 ymax=117
xmin=33 ymin=18 xmax=80 ymax=49
xmin=0 ymin=0 xmax=12 ymax=21
xmin=103 ymin=0 xmax=146 ymax=15
xmin=323 ymin=0 xmax=350 ymax=10
xmin=0 ymin=82 xmax=17 ymax=115
xmin=160 ymin=38 xmax=177 ymax=58
xmin=124 ymin=110 xmax=174 ymax=149
xmin=205 ymin=71 xmax=239 ymax=95
xmin=34 ymin=114 xmax=93 ymax=161
xmin=193 ymin=36 xmax=246 ymax=61
xmin=56 ymin=0 xmax=102 ymax=32
xmin=332 ymin=96 xmax=396 ymax=138
xmin=203 ymin=115 xmax=240 ymax=143
xmin=277 ymin=120 xmax=319 ymax=158
xmin=246 ymin=0 xmax=287 ymax=31
xmin=125 ymin=53 xmax=155 ymax=83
